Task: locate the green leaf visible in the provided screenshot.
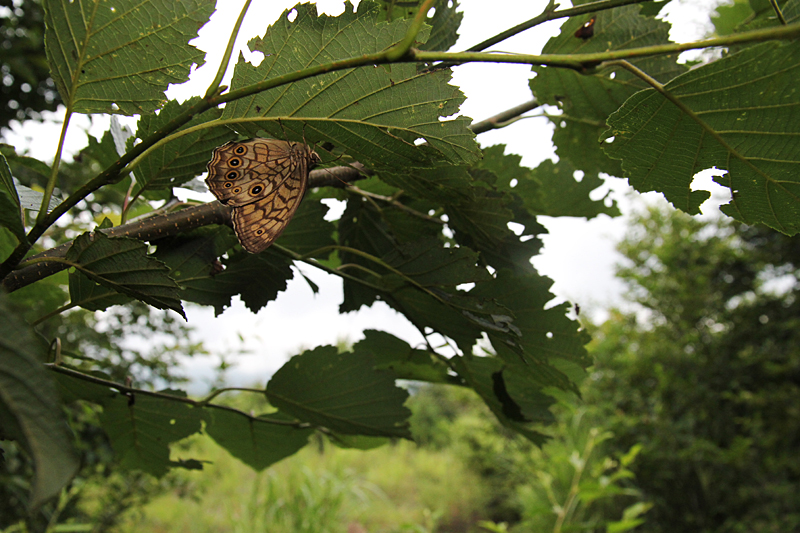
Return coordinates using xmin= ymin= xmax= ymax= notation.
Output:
xmin=479 ymin=145 xmax=619 ymax=219
xmin=44 ymin=0 xmax=214 ymax=114
xmin=375 ymin=0 xmax=463 ymax=52
xmin=451 ymin=356 xmax=553 ymax=445
xmin=422 ymin=0 xmax=463 ymax=52
xmin=131 ymin=98 xmax=237 ymax=199
xmin=338 ymin=195 xmax=398 ymax=312
xmin=222 ymin=2 xmax=479 ymax=170
xmin=266 ymin=345 xmax=412 ymax=438
xmin=99 ymin=390 xmax=203 ymax=477
xmin=524 ymin=159 xmax=620 ymax=219
xmin=53 ymin=371 xmax=119 ymax=405
xmin=353 ymin=329 xmax=455 ymax=383
xmin=0 ymin=153 xmax=26 ymax=244
xmin=207 ymin=249 xmax=295 ymax=315
xmin=68 ymin=270 xmax=133 ymax=311
xmin=471 ymin=270 xmax=591 ymax=380
xmin=0 ymin=144 xmax=52 ymax=180
xmin=603 ymin=41 xmax=800 ymax=233
xmin=530 ymin=4 xmax=685 ymax=176
xmin=274 ymin=198 xmax=336 ymax=259
xmin=152 ymin=225 xmax=297 ymax=315
xmin=66 ymin=230 xmax=185 ymax=318
xmin=203 ymin=409 xmax=313 ymax=471
xmin=0 ymin=295 xmax=79 ymax=509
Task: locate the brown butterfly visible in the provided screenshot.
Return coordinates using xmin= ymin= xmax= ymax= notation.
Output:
xmin=206 ymin=139 xmax=320 ymax=253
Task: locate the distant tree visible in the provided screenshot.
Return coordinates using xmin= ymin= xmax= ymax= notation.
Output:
xmin=0 ymin=0 xmax=61 ymax=130
xmin=587 ymin=205 xmax=800 ymax=532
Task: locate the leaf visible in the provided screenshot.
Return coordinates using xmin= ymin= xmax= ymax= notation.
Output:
xmin=530 ymin=4 xmax=686 ymax=176
xmin=0 ymin=144 xmax=52 ymax=179
xmin=376 ymin=239 xmax=518 ymax=355
xmin=470 ymin=270 xmax=591 ymax=381
xmin=222 ymin=2 xmax=479 ymax=170
xmin=203 ymin=409 xmax=313 ymax=471
xmin=374 ymin=0 xmax=463 ymax=52
xmin=266 ymin=345 xmax=412 ymax=438
xmin=99 ymin=390 xmax=203 ymax=477
xmin=338 ymin=195 xmax=398 ymax=312
xmin=0 ymin=295 xmax=79 ymax=509
xmin=15 ymin=182 xmax=62 ymax=215
xmin=603 ymin=41 xmax=800 ymax=233
xmin=479 ymin=145 xmax=619 ymax=219
xmin=68 ymin=270 xmax=133 ymax=311
xmin=44 ymin=0 xmax=214 ymax=114
xmin=524 ymin=159 xmax=621 ymax=219
xmin=131 ymin=98 xmax=237 ymax=199
xmin=53 ymin=371 xmax=119 ymax=405
xmin=451 ymin=356 xmax=553 ymax=445
xmin=0 ymin=153 xmax=26 ymax=244
xmin=421 ymin=0 xmax=463 ymax=52
xmin=66 ymin=230 xmax=185 ymax=318
xmin=209 ymin=250 xmax=295 ymax=315
xmin=353 ymin=329 xmax=455 ymax=383
xmin=274 ymin=198 xmax=336 ymax=259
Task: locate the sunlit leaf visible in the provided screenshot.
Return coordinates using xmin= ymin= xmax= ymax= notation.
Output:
xmin=222 ymin=2 xmax=479 ymax=170
xmin=44 ymin=0 xmax=214 ymax=114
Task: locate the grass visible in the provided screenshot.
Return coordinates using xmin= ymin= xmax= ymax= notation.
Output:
xmin=114 ymin=434 xmax=489 ymax=533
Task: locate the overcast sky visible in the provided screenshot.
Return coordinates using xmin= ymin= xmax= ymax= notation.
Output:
xmin=6 ymin=0 xmax=728 ymax=390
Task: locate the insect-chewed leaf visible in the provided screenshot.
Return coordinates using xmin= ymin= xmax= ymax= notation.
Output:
xmin=131 ymin=98 xmax=237 ymax=199
xmin=66 ymin=230 xmax=185 ymax=318
xmin=44 ymin=0 xmax=214 ymax=115
xmin=604 ymin=40 xmax=800 ymax=234
xmin=223 ymin=2 xmax=479 ymax=170
xmin=530 ymin=5 xmax=686 ymax=176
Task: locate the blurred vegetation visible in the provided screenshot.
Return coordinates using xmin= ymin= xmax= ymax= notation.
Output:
xmin=587 ymin=204 xmax=800 ymax=532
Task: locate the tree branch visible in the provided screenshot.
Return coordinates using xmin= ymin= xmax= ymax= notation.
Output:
xmin=1 ymin=165 xmax=368 ymax=293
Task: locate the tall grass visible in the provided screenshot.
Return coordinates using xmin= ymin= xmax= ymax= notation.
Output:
xmin=115 ymin=435 xmax=487 ymax=533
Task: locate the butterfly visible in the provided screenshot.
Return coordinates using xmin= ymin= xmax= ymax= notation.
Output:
xmin=206 ymin=139 xmax=320 ymax=253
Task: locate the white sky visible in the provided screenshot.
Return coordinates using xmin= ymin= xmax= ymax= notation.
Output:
xmin=5 ymin=0 xmax=729 ymax=390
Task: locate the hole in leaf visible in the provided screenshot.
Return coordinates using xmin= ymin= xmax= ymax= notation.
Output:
xmin=609 ymin=72 xmax=616 ymax=79
xmin=249 ymin=50 xmax=265 ymax=67
xmin=507 ymin=222 xmax=524 ymax=235
xmin=287 ymin=8 xmax=297 ymax=22
xmin=573 ymin=170 xmax=584 ymax=182
xmin=604 ymin=136 xmax=615 ymax=143
xmin=427 ymin=6 xmax=436 ymax=17
xmin=546 ymin=332 xmax=554 ymax=339
xmin=509 ymin=178 xmax=518 ymax=187
xmin=414 ymin=138 xmax=425 ymax=146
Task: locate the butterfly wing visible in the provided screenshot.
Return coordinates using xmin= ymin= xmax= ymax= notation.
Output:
xmin=205 ymin=139 xmax=296 ymax=207
xmin=229 ymin=143 xmax=318 ymax=253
